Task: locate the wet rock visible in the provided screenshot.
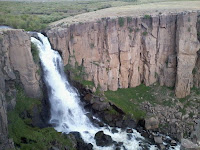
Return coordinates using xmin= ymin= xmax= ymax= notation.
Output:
xmin=111 ymin=128 xmax=118 ymax=134
xmin=116 ymin=142 xmax=123 ymax=146
xmin=115 ymin=120 xmax=123 ymax=128
xmin=145 ymin=117 xmax=159 ymax=130
xmin=158 ymin=144 xmax=165 ymax=150
xmin=92 ymin=119 xmax=104 ymax=127
xmin=170 ymin=140 xmax=177 ymax=146
xmin=154 ymin=136 xmax=163 ymax=144
xmin=126 ymin=129 xmax=133 ymax=133
xmin=50 ymin=146 xmax=59 ymax=150
xmin=94 ymin=131 xmax=113 ymax=147
xmin=123 ymin=119 xmax=137 ymax=129
xmin=71 ymin=132 xmax=93 ymax=150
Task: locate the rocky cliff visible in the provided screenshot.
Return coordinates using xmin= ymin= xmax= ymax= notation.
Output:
xmin=0 ymin=29 xmax=41 ymax=149
xmin=47 ymin=11 xmax=200 ymax=98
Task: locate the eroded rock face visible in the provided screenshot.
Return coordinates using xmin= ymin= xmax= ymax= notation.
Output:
xmin=2 ymin=29 xmax=41 ymax=98
xmin=0 ymin=29 xmax=41 ymax=149
xmin=175 ymin=12 xmax=200 ymax=98
xmin=47 ymin=11 xmax=200 ymax=98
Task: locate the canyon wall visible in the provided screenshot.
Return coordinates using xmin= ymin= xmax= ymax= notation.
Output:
xmin=0 ymin=29 xmax=41 ymax=149
xmin=47 ymin=11 xmax=200 ymax=98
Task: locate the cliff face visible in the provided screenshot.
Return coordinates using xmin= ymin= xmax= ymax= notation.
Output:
xmin=0 ymin=29 xmax=41 ymax=149
xmin=47 ymin=11 xmax=200 ymax=98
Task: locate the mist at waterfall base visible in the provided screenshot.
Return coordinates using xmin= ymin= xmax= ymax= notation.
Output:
xmin=31 ymin=33 xmax=180 ymax=150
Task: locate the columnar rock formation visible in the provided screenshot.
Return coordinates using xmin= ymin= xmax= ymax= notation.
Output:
xmin=0 ymin=29 xmax=41 ymax=149
xmin=47 ymin=11 xmax=200 ymax=98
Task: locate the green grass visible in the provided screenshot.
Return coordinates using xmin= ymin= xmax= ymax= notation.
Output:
xmin=104 ymin=84 xmax=157 ymax=119
xmin=0 ymin=0 xmax=197 ymax=31
xmin=8 ymin=112 xmax=75 ymax=150
xmin=81 ymin=80 xmax=95 ymax=87
xmin=8 ymin=87 xmax=75 ymax=150
xmin=31 ymin=42 xmax=40 ymax=64
xmin=0 ymin=1 xmax=135 ymax=31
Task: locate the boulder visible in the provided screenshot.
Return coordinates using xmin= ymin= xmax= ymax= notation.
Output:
xmin=92 ymin=101 xmax=110 ymax=111
xmin=126 ymin=129 xmax=133 ymax=133
xmin=83 ymin=93 xmax=93 ymax=104
xmin=123 ymin=119 xmax=137 ymax=129
xmin=181 ymin=139 xmax=200 ymax=150
xmin=94 ymin=131 xmax=113 ymax=147
xmin=145 ymin=117 xmax=159 ymax=130
xmin=154 ymin=136 xmax=163 ymax=144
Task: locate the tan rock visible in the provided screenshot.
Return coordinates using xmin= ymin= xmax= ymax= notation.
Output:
xmin=6 ymin=30 xmax=41 ymax=98
xmin=175 ymin=12 xmax=200 ymax=98
xmin=145 ymin=117 xmax=159 ymax=130
xmin=47 ymin=11 xmax=200 ymax=98
xmin=181 ymin=139 xmax=200 ymax=150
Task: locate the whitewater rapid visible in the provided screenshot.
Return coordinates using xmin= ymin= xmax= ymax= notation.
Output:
xmin=31 ymin=33 xmax=180 ymax=150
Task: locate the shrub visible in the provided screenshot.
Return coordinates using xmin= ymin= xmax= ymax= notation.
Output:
xmin=188 ymin=27 xmax=191 ymax=32
xmin=197 ymin=32 xmax=200 ymax=39
xmin=118 ymin=17 xmax=125 ymax=27
xmin=31 ymin=42 xmax=40 ymax=64
xmin=142 ymin=31 xmax=148 ymax=36
xmin=127 ymin=17 xmax=132 ymax=23
xmin=128 ymin=27 xmax=133 ymax=33
xmin=90 ymin=43 xmax=95 ymax=49
xmin=144 ymin=14 xmax=151 ymax=19
xmin=98 ymin=4 xmax=112 ymax=10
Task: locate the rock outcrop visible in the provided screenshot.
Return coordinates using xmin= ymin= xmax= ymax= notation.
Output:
xmin=175 ymin=12 xmax=200 ymax=98
xmin=0 ymin=29 xmax=41 ymax=149
xmin=47 ymin=11 xmax=200 ymax=98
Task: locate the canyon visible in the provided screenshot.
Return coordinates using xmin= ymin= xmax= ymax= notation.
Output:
xmin=47 ymin=7 xmax=200 ymax=99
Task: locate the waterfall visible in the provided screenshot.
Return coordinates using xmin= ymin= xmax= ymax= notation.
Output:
xmin=31 ymin=33 xmax=180 ymax=150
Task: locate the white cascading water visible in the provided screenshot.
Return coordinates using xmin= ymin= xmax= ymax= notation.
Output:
xmin=31 ymin=33 xmax=180 ymax=150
